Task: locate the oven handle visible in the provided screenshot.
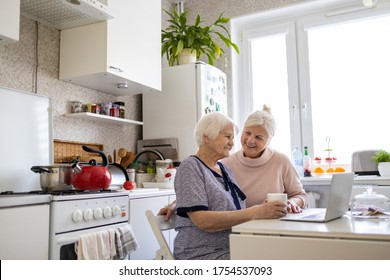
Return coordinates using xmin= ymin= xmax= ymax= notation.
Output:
xmin=53 ymin=222 xmax=130 ymax=246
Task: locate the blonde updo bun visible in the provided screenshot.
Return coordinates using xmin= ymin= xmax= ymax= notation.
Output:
xmin=243 ymin=104 xmax=275 ymax=138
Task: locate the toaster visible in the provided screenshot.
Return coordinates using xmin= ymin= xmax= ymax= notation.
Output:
xmin=351 ymin=150 xmax=380 ymax=176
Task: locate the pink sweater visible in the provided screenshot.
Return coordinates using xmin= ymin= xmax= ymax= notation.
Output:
xmin=221 ymin=147 xmax=307 ymax=207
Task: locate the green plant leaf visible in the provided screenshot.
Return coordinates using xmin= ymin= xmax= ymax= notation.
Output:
xmin=372 ymin=150 xmax=390 ymax=163
xmin=161 ymin=9 xmax=240 ymax=65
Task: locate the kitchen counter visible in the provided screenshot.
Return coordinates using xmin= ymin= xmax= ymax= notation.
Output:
xmin=0 ymin=193 xmax=51 ymax=208
xmin=126 ymin=188 xmax=175 ymax=199
xmin=230 ymin=214 xmax=390 ymax=259
xmin=302 ymin=175 xmax=390 ymax=208
xmin=301 ymin=174 xmax=390 ymax=186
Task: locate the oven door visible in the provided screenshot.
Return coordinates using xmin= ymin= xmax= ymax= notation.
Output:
xmin=50 ymin=222 xmax=129 ymax=260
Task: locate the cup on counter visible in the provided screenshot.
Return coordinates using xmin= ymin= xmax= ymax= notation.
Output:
xmin=267 ymin=193 xmax=288 ymax=203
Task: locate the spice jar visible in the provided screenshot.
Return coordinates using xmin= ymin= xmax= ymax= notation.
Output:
xmin=110 ymin=104 xmax=119 ymax=117
xmin=91 ymin=104 xmax=100 ymax=114
xmin=114 ymin=101 xmax=125 ymax=118
xmin=70 ymin=100 xmax=83 ymax=113
xmin=84 ymin=103 xmax=94 ymax=113
xmin=100 ymin=102 xmax=112 ymax=115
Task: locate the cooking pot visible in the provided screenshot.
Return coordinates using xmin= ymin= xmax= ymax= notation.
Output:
xmin=71 ymin=145 xmax=112 ymax=190
xmin=31 ymin=164 xmax=74 ymax=191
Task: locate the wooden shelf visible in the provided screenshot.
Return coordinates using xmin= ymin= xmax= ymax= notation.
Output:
xmin=63 ymin=113 xmax=143 ymax=125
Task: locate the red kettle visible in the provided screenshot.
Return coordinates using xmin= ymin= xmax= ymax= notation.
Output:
xmin=72 ymin=145 xmax=112 ymax=190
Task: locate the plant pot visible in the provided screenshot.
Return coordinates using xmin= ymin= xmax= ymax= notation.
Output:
xmin=378 ymin=162 xmax=390 ymax=177
xmin=178 ymin=48 xmax=196 ymax=65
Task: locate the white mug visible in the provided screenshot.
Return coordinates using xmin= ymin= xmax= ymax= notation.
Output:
xmin=267 ymin=193 xmax=287 ymax=203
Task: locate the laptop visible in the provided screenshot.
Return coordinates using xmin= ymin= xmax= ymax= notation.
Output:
xmin=280 ymin=172 xmax=355 ymax=222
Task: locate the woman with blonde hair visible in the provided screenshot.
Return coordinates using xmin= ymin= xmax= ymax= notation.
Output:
xmin=221 ymin=105 xmax=307 ymax=212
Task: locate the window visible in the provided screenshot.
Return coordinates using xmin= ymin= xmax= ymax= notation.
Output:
xmin=231 ymin=0 xmax=390 ymax=168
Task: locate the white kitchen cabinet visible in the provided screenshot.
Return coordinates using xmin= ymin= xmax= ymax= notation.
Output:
xmin=129 ymin=194 xmax=176 ymax=260
xmin=0 ymin=0 xmax=20 ymax=45
xmin=59 ymin=0 xmax=161 ymax=96
xmin=0 ymin=204 xmax=50 ymax=259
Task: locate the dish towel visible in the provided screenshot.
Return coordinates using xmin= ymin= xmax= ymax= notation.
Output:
xmin=75 ymin=230 xmax=112 ymax=260
xmin=114 ymin=224 xmax=139 ymax=259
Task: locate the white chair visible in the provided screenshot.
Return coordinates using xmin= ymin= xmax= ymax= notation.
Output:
xmin=145 ymin=210 xmax=176 ymax=260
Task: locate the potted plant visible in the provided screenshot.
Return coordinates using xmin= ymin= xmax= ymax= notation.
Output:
xmin=161 ymin=9 xmax=240 ymax=66
xmin=372 ymin=150 xmax=390 ymax=177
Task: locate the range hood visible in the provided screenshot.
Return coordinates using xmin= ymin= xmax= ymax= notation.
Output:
xmin=20 ymin=0 xmax=115 ymax=30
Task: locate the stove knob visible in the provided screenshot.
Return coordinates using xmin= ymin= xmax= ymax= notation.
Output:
xmin=103 ymin=206 xmax=112 ymax=218
xmin=72 ymin=209 xmax=83 ymax=223
xmin=83 ymin=208 xmax=93 ymax=221
xmin=94 ymin=207 xmax=103 ymax=220
xmin=112 ymin=205 xmax=121 ymax=217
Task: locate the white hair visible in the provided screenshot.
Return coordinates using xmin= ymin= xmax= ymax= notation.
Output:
xmin=194 ymin=112 xmax=239 ymax=147
xmin=244 ymin=104 xmax=276 ymax=138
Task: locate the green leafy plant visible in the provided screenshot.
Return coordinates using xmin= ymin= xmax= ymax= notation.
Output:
xmin=161 ymin=9 xmax=240 ymax=66
xmin=372 ymin=150 xmax=390 ymax=163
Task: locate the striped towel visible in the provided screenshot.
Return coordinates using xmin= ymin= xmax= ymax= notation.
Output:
xmin=114 ymin=224 xmax=139 ymax=259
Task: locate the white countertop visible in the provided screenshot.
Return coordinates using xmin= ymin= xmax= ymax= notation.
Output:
xmin=125 ymin=188 xmax=175 ymax=199
xmin=0 ymin=194 xmax=51 ymax=208
xmin=301 ymin=175 xmax=390 ymax=186
xmin=232 ymin=214 xmax=390 ymax=241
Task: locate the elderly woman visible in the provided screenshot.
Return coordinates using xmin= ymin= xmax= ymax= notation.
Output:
xmin=173 ymin=112 xmax=287 ymax=260
xmin=221 ymin=105 xmax=307 ymax=213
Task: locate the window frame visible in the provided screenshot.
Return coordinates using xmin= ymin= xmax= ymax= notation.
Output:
xmin=231 ymin=0 xmax=390 ymax=158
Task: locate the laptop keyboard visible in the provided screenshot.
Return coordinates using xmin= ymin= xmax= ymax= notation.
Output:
xmin=302 ymin=213 xmax=325 ymax=219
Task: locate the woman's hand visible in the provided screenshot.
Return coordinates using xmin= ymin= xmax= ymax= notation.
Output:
xmin=253 ymin=201 xmax=288 ymax=219
xmin=287 ymin=199 xmax=303 ymax=213
xmin=157 ymin=200 xmax=177 ymax=221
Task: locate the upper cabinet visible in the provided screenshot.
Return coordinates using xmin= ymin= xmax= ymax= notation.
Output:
xmin=0 ymin=0 xmax=20 ymax=45
xmin=59 ymin=0 xmax=161 ymax=96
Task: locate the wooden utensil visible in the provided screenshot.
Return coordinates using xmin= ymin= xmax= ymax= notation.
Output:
xmin=113 ymin=149 xmax=117 ymax=164
xmin=117 ymin=148 xmax=127 ymax=164
xmin=121 ymin=151 xmax=135 ymax=169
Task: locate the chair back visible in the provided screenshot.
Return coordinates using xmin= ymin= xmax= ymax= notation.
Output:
xmin=145 ymin=210 xmax=176 ymax=260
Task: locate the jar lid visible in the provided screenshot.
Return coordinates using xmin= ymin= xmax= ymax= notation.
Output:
xmin=114 ymin=101 xmax=125 ymax=106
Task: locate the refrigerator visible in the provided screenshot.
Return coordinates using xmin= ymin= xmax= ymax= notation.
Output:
xmin=143 ymin=62 xmax=227 ymax=161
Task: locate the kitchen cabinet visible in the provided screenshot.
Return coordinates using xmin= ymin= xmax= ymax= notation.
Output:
xmin=59 ymin=0 xmax=161 ymax=96
xmin=129 ymin=193 xmax=176 ymax=260
xmin=0 ymin=0 xmax=20 ymax=45
xmin=63 ymin=112 xmax=143 ymax=126
xmin=0 ymin=194 xmax=51 ymax=260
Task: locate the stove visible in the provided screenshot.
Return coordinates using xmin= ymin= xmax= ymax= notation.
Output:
xmin=1 ymin=188 xmax=131 ymax=259
xmin=49 ymin=189 xmax=129 ymax=259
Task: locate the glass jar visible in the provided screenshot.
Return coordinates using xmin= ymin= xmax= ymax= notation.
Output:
xmin=70 ymin=100 xmax=83 ymax=113
xmin=84 ymin=103 xmax=94 ymax=113
xmin=351 ymin=186 xmax=390 ymax=217
xmin=91 ymin=104 xmax=100 ymax=114
xmin=100 ymin=102 xmax=112 ymax=115
xmin=114 ymin=101 xmax=125 ymax=118
xmin=110 ymin=104 xmax=119 ymax=117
